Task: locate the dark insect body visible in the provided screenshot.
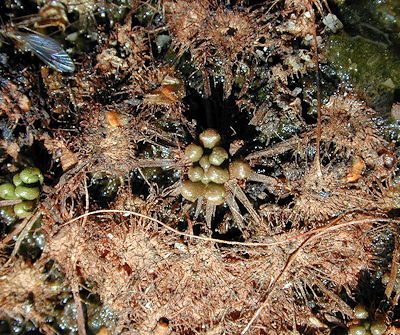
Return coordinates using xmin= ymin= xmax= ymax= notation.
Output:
xmin=0 ymin=29 xmax=75 ymax=72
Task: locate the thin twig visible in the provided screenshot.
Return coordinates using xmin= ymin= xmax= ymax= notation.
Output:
xmin=385 ymin=232 xmax=399 ymax=301
xmin=70 ymin=176 xmax=88 ymax=335
xmin=241 ymin=232 xmax=316 ymax=334
xmin=240 ymin=215 xmax=366 ymax=334
xmin=2 ymin=210 xmax=41 ymax=267
xmin=307 ymin=2 xmax=323 ymax=177
xmin=0 ymin=199 xmax=22 ymax=206
xmin=63 ymin=209 xmax=400 ymax=248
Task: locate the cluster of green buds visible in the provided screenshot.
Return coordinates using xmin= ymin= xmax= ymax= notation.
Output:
xmin=181 ymin=129 xmax=252 ymax=206
xmin=347 ymin=304 xmax=387 ymax=335
xmin=0 ymin=167 xmax=43 ymax=218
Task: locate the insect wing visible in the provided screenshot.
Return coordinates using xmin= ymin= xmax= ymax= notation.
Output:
xmin=23 ymin=34 xmax=75 ymax=72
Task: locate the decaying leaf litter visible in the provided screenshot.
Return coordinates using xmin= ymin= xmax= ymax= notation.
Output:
xmin=0 ymin=0 xmax=399 ymax=334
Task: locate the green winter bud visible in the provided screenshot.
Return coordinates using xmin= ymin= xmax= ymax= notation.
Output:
xmin=13 ymin=201 xmax=34 ymax=218
xmin=184 ymin=144 xmax=204 ymax=162
xmin=15 ymin=185 xmax=40 ymax=200
xmin=199 ymin=129 xmax=221 ymax=149
xmin=181 ymin=180 xmax=205 ymax=202
xmin=206 ymin=166 xmax=230 ymax=184
xmin=0 ymin=183 xmax=18 ymax=200
xmin=354 ymin=304 xmax=368 ymax=320
xmin=209 ymin=147 xmax=229 ymax=166
xmin=188 ymin=166 xmax=205 ymax=182
xmin=229 ymin=160 xmax=252 ymax=179
xmin=204 ymin=183 xmax=225 ymax=205
xmin=370 ymin=320 xmax=387 ymax=335
xmin=348 ymin=325 xmax=366 ymax=335
xmin=19 ymin=167 xmax=44 ymax=184
xmin=199 ymin=155 xmax=211 ymax=170
xmin=12 ymin=174 xmax=23 ymax=186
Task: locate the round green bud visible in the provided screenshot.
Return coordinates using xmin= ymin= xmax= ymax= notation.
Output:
xmin=13 ymin=201 xmax=34 ymax=218
xmin=0 ymin=183 xmax=18 ymax=200
xmin=15 ymin=185 xmax=40 ymax=200
xmin=185 ymin=144 xmax=204 ymax=162
xmin=188 ymin=166 xmax=204 ymax=182
xmin=209 ymin=147 xmax=229 ymax=166
xmin=199 ymin=129 xmax=221 ymax=149
xmin=19 ymin=167 xmax=44 ymax=184
xmin=206 ymin=166 xmax=230 ymax=184
xmin=13 ymin=174 xmax=23 ymax=186
xmin=180 ymin=180 xmax=205 ymax=202
xmin=348 ymin=325 xmax=366 ymax=335
xmin=229 ymin=160 xmax=252 ymax=179
xmin=354 ymin=304 xmax=368 ymax=320
xmin=370 ymin=320 xmax=387 ymax=335
xmin=204 ymin=183 xmax=225 ymax=205
xmin=199 ymin=155 xmax=211 ymax=170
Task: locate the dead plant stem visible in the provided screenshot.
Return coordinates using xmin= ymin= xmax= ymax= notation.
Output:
xmin=70 ymin=176 xmax=89 ymax=335
xmin=2 ymin=210 xmax=41 ymax=267
xmin=0 ymin=199 xmax=22 ymax=206
xmin=71 ymin=278 xmax=87 ymax=335
xmin=385 ymin=232 xmax=399 ymax=302
xmin=241 ymin=215 xmax=368 ymax=334
xmin=308 ymin=2 xmax=322 ymax=177
xmin=241 ymin=233 xmax=315 ymax=334
xmin=62 ymin=210 xmax=399 ymax=333
xmin=63 ymin=210 xmax=400 ymax=248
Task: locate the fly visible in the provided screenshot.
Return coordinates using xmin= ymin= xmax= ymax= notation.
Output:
xmin=0 ymin=29 xmax=75 ymax=73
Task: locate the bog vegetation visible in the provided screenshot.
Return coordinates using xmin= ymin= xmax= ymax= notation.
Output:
xmin=0 ymin=0 xmax=399 ymax=334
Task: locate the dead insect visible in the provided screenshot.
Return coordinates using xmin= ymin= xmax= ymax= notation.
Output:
xmin=0 ymin=29 xmax=75 ymax=72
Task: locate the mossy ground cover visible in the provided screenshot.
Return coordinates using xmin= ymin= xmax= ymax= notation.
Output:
xmin=0 ymin=0 xmax=400 ymax=334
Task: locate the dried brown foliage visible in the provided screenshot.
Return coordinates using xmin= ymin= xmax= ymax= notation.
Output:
xmin=41 ymin=206 xmax=375 ymax=334
xmin=164 ymin=0 xmax=318 ymax=98
xmin=0 ymin=260 xmax=61 ymax=333
xmin=1 ymin=0 xmax=398 ymax=334
xmin=165 ymin=0 xmax=268 ymax=97
xmin=47 ymin=14 xmax=190 ymax=177
xmin=251 ymin=94 xmax=395 ymax=227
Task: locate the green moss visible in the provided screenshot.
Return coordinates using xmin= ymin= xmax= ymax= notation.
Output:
xmin=325 ymin=32 xmax=400 ymax=112
xmin=334 ymin=0 xmax=400 ymax=46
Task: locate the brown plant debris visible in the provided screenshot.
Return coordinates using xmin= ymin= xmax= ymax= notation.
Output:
xmin=0 ymin=259 xmax=60 ymax=332
xmin=0 ymin=0 xmax=399 ymax=334
xmin=252 ymin=94 xmax=395 ymax=228
xmin=40 ymin=206 xmax=379 ymax=334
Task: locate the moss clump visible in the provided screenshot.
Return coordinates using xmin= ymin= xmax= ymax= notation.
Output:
xmin=325 ymin=31 xmax=400 ymax=112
